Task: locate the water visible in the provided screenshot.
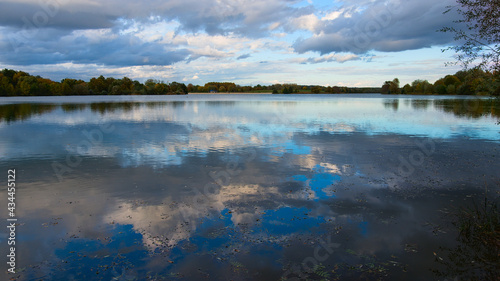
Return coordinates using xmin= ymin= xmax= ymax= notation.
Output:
xmin=0 ymin=94 xmax=499 ymax=280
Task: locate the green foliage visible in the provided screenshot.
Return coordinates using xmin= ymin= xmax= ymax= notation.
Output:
xmin=444 ymin=75 xmax=461 ymax=86
xmin=381 ymin=78 xmax=400 ymax=94
xmin=311 ymin=86 xmax=322 ymax=94
xmin=203 ymin=82 xmax=237 ymax=93
xmin=0 ymin=69 xmax=386 ymax=96
xmin=88 ymin=75 xmax=108 ymax=94
xmin=170 ymin=82 xmax=188 ymax=95
xmin=390 ymin=78 xmax=400 ymax=94
xmin=0 ymin=75 xmax=15 ymax=96
xmin=392 ymin=68 xmax=499 ymax=96
xmin=189 ymin=82 xmax=376 ymax=94
xmin=435 ymin=84 xmax=447 ymax=95
xmin=441 ymin=0 xmax=500 ymax=73
xmin=401 ymin=84 xmax=412 ymax=94
xmin=0 ymin=69 xmax=189 ymax=96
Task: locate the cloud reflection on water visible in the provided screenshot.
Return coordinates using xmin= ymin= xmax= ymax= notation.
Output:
xmin=0 ymin=95 xmax=499 ymax=280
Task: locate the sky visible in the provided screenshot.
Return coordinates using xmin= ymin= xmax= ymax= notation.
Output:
xmin=0 ymin=0 xmax=464 ymax=87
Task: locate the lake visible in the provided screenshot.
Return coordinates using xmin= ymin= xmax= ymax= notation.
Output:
xmin=1 ymin=94 xmax=499 ymax=280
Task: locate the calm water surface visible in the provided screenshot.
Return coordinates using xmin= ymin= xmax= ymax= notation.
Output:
xmin=0 ymin=94 xmax=499 ymax=280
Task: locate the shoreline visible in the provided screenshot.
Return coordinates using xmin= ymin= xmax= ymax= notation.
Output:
xmin=188 ymin=92 xmax=272 ymax=94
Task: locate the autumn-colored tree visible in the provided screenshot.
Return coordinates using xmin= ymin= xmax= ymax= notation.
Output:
xmin=89 ymin=75 xmax=108 ymax=94
xmin=442 ymin=0 xmax=500 ymax=72
xmin=390 ymin=78 xmax=400 ymax=94
xmin=119 ymin=77 xmax=134 ymax=94
xmin=412 ymin=80 xmax=434 ymax=94
xmin=402 ymin=84 xmax=412 ymax=95
xmin=0 ymin=74 xmax=15 ymax=96
xmin=381 ymin=78 xmax=400 ymax=94
xmin=172 ymin=82 xmax=188 ymax=94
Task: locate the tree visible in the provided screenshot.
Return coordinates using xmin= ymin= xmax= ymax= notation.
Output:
xmin=73 ymin=82 xmax=90 ymax=95
xmin=381 ymin=81 xmax=391 ymax=95
xmin=133 ymin=80 xmax=145 ymax=94
xmin=447 ymin=84 xmax=457 ymax=95
xmin=154 ymin=82 xmax=170 ymax=95
xmin=12 ymin=71 xmax=29 ymax=88
xmin=18 ymin=76 xmax=39 ymax=96
xmin=49 ymin=82 xmax=62 ymax=96
xmin=444 ymin=75 xmax=461 ymax=86
xmin=0 ymin=74 xmax=15 ymax=96
xmin=390 ymin=78 xmax=400 ymax=94
xmin=311 ymin=86 xmax=322 ymax=94
xmin=402 ymin=83 xmax=412 ymax=94
xmin=381 ymin=78 xmax=400 ymax=94
xmin=36 ymin=77 xmax=52 ymax=96
xmin=61 ymin=80 xmax=72 ymax=96
xmin=119 ymin=77 xmax=134 ymax=94
xmin=442 ymin=0 xmax=500 ymax=72
xmin=1 ymin=69 xmax=16 ymax=82
xmin=89 ymin=75 xmax=108 ymax=94
xmin=170 ymin=82 xmax=188 ymax=95
xmin=413 ymin=80 xmax=434 ymax=94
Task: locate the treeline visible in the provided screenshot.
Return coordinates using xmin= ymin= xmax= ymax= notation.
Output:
xmin=188 ymin=82 xmax=380 ymax=94
xmin=0 ymin=69 xmax=382 ymax=96
xmin=382 ymin=68 xmax=500 ymax=96
xmin=0 ymin=69 xmax=188 ymax=96
xmin=269 ymin=84 xmax=380 ymax=94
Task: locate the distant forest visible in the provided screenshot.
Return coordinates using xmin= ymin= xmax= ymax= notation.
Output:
xmin=0 ymin=69 xmax=189 ymax=96
xmin=0 ymin=68 xmax=380 ymax=96
xmin=382 ymin=68 xmax=500 ymax=96
xmin=1 ymin=68 xmax=498 ymax=96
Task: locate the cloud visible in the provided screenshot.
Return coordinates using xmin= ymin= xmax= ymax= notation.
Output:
xmin=0 ymin=1 xmax=116 ymax=30
xmin=291 ymin=13 xmax=321 ymax=33
xmin=189 ymin=46 xmax=234 ymax=61
xmin=0 ymin=0 xmax=306 ymax=36
xmin=292 ymin=0 xmax=460 ymax=54
xmin=0 ymin=0 xmax=466 ymax=84
xmin=237 ymin=53 xmax=251 ymax=60
xmin=296 ymin=53 xmax=361 ymax=64
xmin=1 ymin=25 xmax=191 ymax=66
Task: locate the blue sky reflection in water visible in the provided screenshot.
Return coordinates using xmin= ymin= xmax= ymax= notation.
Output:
xmin=0 ymin=94 xmax=499 ymax=280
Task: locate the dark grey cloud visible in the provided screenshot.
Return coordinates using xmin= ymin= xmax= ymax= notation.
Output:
xmin=0 ymin=27 xmax=191 ymax=66
xmin=293 ymin=0 xmax=460 ymax=55
xmin=0 ymin=0 xmax=306 ymax=36
xmin=237 ymin=54 xmax=251 ymax=60
xmin=0 ymin=0 xmax=309 ymax=67
xmin=0 ymin=1 xmax=117 ymax=30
